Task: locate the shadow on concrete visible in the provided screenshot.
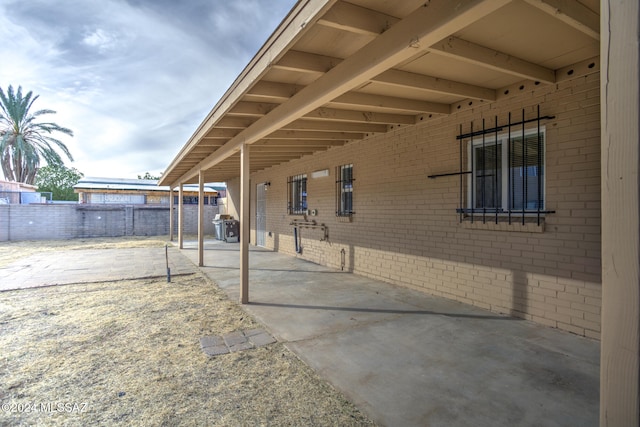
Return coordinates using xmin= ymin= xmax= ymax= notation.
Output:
xmin=198 ymin=265 xmax=348 ymax=274
xmin=250 ymin=301 xmax=517 ymax=320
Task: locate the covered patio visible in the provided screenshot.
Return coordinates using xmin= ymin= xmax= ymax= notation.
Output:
xmin=160 ymin=0 xmax=639 ymax=424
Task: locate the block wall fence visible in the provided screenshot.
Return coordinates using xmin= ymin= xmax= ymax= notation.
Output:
xmin=0 ymin=204 xmax=218 ymax=241
xmin=229 ymin=72 xmax=602 ymax=339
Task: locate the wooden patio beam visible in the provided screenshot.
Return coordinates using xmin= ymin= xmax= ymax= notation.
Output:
xmin=373 ymin=68 xmax=496 ymax=101
xmin=180 ymin=0 xmax=511 ymax=183
xmin=523 ymin=0 xmax=599 ymax=40
xmin=265 ymin=129 xmax=364 ymax=140
xmin=317 ymin=0 xmax=399 ymax=36
xmin=331 ymin=92 xmax=451 ymax=114
xmin=253 ymin=138 xmax=346 ymax=147
xmin=304 ymin=107 xmax=416 ymax=125
xmin=429 ymin=36 xmax=556 ymax=83
xmin=276 ymin=50 xmax=497 ymax=101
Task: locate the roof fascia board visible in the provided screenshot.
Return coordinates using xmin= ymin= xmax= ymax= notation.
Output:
xmin=180 ymin=0 xmax=512 ymax=183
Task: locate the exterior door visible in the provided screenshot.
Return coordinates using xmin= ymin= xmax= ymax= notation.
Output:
xmin=256 ymin=183 xmax=267 ymax=247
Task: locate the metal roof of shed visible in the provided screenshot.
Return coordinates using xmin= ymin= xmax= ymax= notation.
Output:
xmin=75 ymin=177 xmax=222 ymax=193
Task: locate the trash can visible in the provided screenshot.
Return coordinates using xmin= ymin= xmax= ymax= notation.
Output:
xmin=213 ymin=214 xmax=233 ymax=240
xmin=213 ymin=220 xmax=224 ymax=240
xmin=224 ymin=220 xmax=240 ymax=243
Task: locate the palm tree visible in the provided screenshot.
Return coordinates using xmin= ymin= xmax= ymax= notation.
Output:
xmin=0 ymin=85 xmax=74 ymax=184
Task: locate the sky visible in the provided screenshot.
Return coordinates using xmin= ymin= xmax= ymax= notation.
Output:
xmin=0 ymin=0 xmax=297 ymax=180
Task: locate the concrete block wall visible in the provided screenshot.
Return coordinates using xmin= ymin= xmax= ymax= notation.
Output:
xmin=172 ymin=204 xmax=218 ymax=236
xmin=77 ymin=205 xmax=127 ymax=237
xmin=133 ymin=206 xmax=167 ymax=236
xmin=0 ymin=204 xmax=218 ymax=241
xmin=241 ymin=73 xmax=602 ymax=338
xmin=8 ymin=204 xmax=81 ymax=240
xmin=0 ymin=205 xmax=9 ymax=241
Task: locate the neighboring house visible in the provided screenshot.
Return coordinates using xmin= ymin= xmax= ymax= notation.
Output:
xmin=158 ymin=0 xmax=639 ymax=420
xmin=0 ymin=179 xmax=45 ymax=204
xmin=74 ymin=177 xmax=223 ymax=205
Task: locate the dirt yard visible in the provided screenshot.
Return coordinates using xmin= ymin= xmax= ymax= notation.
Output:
xmin=0 ymin=238 xmax=374 ymax=426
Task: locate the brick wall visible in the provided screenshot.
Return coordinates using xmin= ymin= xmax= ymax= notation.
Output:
xmin=0 ymin=204 xmax=218 ymax=241
xmin=238 ymin=73 xmax=602 ymax=339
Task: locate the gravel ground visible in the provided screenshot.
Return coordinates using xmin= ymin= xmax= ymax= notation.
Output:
xmin=0 ymin=238 xmax=375 ymax=426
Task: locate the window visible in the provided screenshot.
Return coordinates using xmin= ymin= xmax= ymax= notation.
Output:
xmin=173 ymin=196 xmax=217 ymax=205
xmin=336 ymin=164 xmax=354 ymax=216
xmin=287 ymin=174 xmax=307 ymax=215
xmin=469 ymin=128 xmax=544 ymax=213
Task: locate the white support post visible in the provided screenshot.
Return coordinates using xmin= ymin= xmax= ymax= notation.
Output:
xmin=178 ymin=183 xmax=184 ymax=249
xmin=240 ymin=143 xmax=250 ymax=304
xmin=198 ymin=171 xmax=205 ymax=267
xmin=600 ymin=1 xmax=640 ymax=425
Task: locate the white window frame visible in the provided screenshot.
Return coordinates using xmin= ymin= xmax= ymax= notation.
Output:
xmin=467 ymin=126 xmax=546 ymax=213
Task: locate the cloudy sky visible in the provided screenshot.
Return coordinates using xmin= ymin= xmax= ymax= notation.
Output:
xmin=0 ymin=0 xmax=297 ymax=179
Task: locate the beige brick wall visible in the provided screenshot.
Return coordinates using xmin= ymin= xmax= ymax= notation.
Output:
xmin=234 ymin=73 xmax=601 ymax=339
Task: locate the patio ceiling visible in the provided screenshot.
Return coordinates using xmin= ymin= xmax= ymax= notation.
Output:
xmin=160 ymin=0 xmax=600 ymax=187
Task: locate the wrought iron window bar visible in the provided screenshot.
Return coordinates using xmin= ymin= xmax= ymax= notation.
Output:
xmin=335 ymin=164 xmax=355 ymax=217
xmin=287 ymin=174 xmax=307 ymax=215
xmin=429 ymin=106 xmax=555 ymax=226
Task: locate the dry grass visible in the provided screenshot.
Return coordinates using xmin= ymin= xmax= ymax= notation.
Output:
xmin=0 ymin=239 xmax=375 ymax=426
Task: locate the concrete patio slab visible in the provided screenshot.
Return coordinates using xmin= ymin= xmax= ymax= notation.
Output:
xmin=0 ymin=246 xmax=196 ymax=291
xmin=0 ymin=239 xmax=599 ymax=426
xmin=181 ymin=240 xmax=599 ymax=427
